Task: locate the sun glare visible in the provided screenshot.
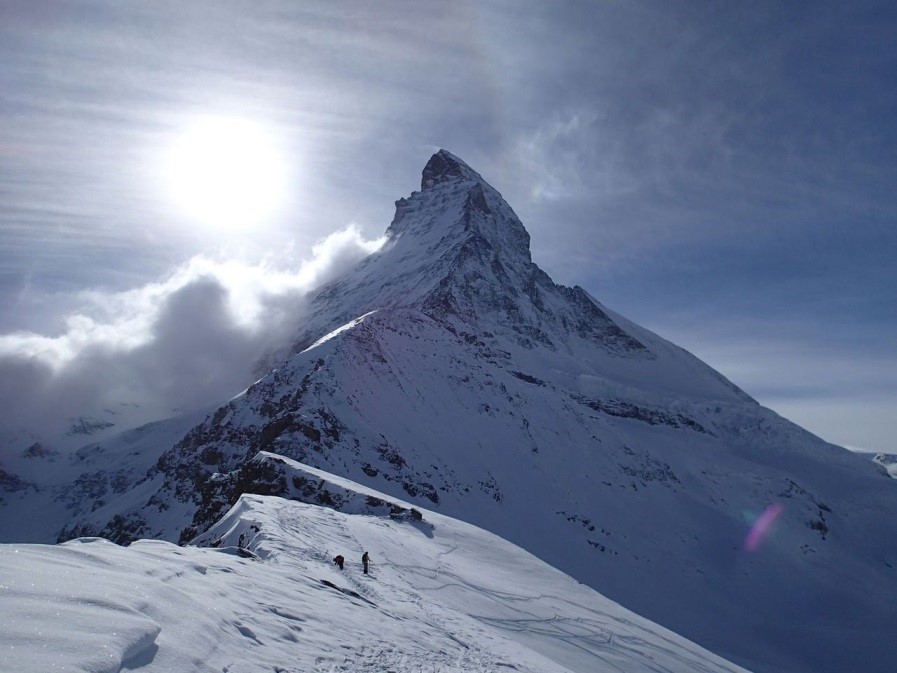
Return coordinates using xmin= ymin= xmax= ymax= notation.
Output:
xmin=165 ymin=116 xmax=288 ymax=230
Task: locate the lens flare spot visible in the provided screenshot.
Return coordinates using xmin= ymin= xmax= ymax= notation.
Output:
xmin=744 ymin=503 xmax=784 ymax=552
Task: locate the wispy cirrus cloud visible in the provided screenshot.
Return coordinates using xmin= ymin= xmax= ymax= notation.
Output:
xmin=512 ymin=109 xmax=639 ymax=204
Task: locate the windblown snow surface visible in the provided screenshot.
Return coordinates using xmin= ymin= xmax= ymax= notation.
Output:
xmin=0 ymin=463 xmax=749 ymax=673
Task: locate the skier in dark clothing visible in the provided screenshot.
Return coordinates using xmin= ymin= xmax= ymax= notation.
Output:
xmin=362 ymin=551 xmax=370 ymax=574
xmin=333 ymin=555 xmax=344 ymax=570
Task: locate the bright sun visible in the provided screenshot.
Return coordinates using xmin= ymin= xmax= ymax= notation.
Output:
xmin=165 ymin=116 xmax=288 ymax=230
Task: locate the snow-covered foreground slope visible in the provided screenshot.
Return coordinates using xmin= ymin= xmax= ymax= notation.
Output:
xmin=0 ymin=480 xmax=750 ymax=673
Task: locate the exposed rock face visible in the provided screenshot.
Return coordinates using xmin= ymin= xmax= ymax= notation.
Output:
xmin=22 ymin=442 xmax=60 ymax=461
xmin=67 ymin=417 xmax=115 ymax=437
xmin=0 ymin=468 xmax=31 ymax=494
xmin=46 ymin=150 xmax=897 ymax=673
xmin=421 ymin=148 xmax=483 ymax=189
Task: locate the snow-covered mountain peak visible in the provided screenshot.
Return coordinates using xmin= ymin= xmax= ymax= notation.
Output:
xmin=301 ymin=150 xmax=645 ymax=357
xmin=387 ymin=149 xmax=529 ymax=258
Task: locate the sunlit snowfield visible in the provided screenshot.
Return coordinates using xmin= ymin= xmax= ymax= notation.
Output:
xmin=0 ymin=470 xmax=749 ymax=673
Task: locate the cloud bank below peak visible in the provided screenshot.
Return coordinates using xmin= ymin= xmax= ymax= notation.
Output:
xmin=0 ymin=225 xmax=385 ymax=448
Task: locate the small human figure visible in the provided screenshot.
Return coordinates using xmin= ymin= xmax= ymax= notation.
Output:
xmin=362 ymin=551 xmax=370 ymax=575
xmin=333 ymin=554 xmax=344 ymax=570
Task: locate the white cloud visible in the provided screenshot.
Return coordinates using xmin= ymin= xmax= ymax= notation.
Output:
xmin=0 ymin=225 xmax=386 ymax=446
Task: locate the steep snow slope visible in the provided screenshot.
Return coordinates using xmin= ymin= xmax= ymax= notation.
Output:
xmin=13 ymin=151 xmax=897 ymax=673
xmin=0 ymin=474 xmax=751 ymax=673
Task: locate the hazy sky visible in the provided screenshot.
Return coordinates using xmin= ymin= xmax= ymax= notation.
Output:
xmin=1 ymin=1 xmax=895 ymax=451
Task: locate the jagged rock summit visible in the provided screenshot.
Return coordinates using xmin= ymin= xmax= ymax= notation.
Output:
xmin=420 ymin=148 xmax=485 ymax=188
xmin=8 ymin=150 xmax=897 ymax=673
xmin=293 ymin=148 xmax=654 ymax=361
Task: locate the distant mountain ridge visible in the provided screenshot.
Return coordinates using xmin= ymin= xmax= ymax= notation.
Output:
xmin=3 ymin=150 xmax=896 ymax=673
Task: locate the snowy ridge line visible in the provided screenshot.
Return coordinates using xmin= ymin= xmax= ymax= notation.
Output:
xmin=188 ymin=450 xmax=430 ymax=546
xmin=194 ymin=487 xmax=752 ymax=673
xmin=0 ymin=481 xmax=755 ymax=672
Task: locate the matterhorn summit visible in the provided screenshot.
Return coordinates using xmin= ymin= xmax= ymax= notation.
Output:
xmin=289 ymin=148 xmax=650 ymax=358
xmin=3 ymin=150 xmax=896 ymax=673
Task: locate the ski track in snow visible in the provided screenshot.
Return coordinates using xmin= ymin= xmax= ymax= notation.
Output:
xmin=392 ymin=549 xmax=722 ymax=673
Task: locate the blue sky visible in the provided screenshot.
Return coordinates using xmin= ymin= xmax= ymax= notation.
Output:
xmin=1 ymin=1 xmax=894 ymax=451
